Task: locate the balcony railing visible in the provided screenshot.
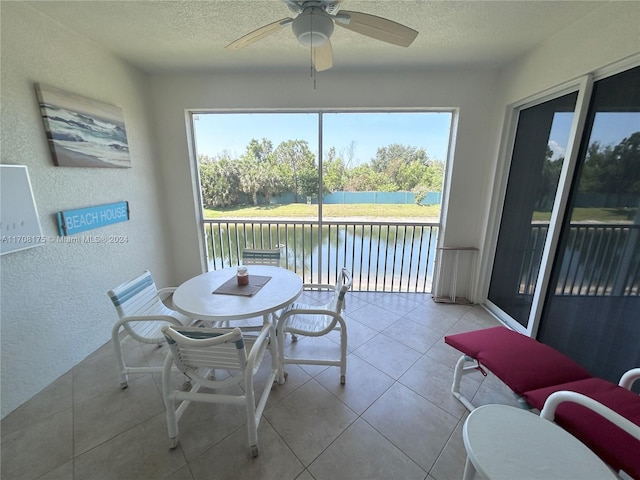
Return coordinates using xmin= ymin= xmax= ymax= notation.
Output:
xmin=202 ymin=219 xmax=440 ymax=292
xmin=521 ymin=223 xmax=640 ymax=297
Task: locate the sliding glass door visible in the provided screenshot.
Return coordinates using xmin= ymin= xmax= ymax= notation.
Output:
xmin=537 ymin=66 xmax=640 ymax=383
xmin=487 ymin=93 xmax=578 ymax=328
xmin=488 ymin=65 xmax=639 ymax=384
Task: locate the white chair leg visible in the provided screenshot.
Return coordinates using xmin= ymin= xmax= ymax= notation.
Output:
xmin=463 ymin=456 xmax=476 ymax=480
xmin=166 ymin=404 xmax=179 ymax=449
xmin=340 ymin=321 xmax=347 ymax=385
xmin=111 ymin=327 xmax=129 ymax=388
xmin=245 ymin=389 xmax=259 ymax=457
xmin=276 ymin=322 xmax=287 ymax=384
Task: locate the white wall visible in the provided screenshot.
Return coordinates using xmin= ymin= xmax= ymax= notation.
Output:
xmin=0 ymin=3 xmax=172 ymax=418
xmin=150 ymin=68 xmax=502 ymax=285
xmin=498 ymin=1 xmax=640 ymax=106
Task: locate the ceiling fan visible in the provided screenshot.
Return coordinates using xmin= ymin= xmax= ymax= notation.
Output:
xmin=226 ymin=0 xmax=418 ymax=72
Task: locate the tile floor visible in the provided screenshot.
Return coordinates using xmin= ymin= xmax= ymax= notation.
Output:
xmin=1 ymin=291 xmax=522 ymax=480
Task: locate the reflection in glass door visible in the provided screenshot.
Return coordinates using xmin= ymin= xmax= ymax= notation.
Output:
xmin=538 ymin=66 xmax=640 ymax=383
xmin=487 ymin=93 xmax=577 ymax=328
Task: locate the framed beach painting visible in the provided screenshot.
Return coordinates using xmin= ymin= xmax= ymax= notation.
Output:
xmin=35 ymin=84 xmax=131 ymax=168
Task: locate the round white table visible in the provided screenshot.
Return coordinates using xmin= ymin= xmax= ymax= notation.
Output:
xmin=462 ymin=404 xmax=617 ymax=480
xmin=172 ymin=265 xmax=303 ymax=323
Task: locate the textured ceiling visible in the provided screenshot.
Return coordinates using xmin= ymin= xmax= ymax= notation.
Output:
xmin=24 ymin=0 xmax=607 ymax=74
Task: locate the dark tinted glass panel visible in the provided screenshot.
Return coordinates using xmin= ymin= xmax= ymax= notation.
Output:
xmin=539 ymin=66 xmax=640 ymax=385
xmin=488 ymin=93 xmax=577 ymax=326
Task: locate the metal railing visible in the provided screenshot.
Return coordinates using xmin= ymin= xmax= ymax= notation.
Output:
xmin=202 ymin=219 xmax=440 ymax=292
xmin=520 ymin=223 xmax=640 ymax=297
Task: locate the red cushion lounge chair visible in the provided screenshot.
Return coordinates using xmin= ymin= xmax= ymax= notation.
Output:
xmin=445 ymin=326 xmax=640 ymax=479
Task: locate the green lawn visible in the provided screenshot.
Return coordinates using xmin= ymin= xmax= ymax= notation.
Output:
xmin=532 ymin=207 xmax=636 ymax=223
xmin=204 ymin=204 xmax=635 ymax=222
xmin=203 ymin=203 xmax=441 ymax=219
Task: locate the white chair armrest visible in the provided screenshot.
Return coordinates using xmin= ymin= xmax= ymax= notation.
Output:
xmin=619 ymin=368 xmax=640 ymax=391
xmin=156 ymin=286 xmax=177 ymax=299
xmin=245 ymin=323 xmax=274 ymax=374
xmin=278 ymin=307 xmax=343 ymax=321
xmin=116 ymin=314 xmax=184 ymax=324
xmin=540 ymin=390 xmax=640 ymax=441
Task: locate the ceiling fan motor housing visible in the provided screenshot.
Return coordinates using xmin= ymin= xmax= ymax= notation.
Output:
xmin=292 ymin=8 xmax=334 ymax=47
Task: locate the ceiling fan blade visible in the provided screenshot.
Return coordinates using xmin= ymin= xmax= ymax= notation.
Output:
xmin=335 ymin=10 xmax=418 ymax=47
xmin=226 ymin=18 xmax=293 ymax=50
xmin=312 ymin=40 xmax=333 ymax=71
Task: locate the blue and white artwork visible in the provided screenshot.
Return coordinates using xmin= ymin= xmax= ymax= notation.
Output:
xmin=35 ymin=84 xmax=131 ymax=168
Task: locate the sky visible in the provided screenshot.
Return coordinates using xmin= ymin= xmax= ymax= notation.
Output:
xmin=193 ymin=112 xmax=453 ymax=165
xmin=548 ymin=111 xmax=639 ymax=161
xmin=193 ymin=109 xmax=639 ymax=166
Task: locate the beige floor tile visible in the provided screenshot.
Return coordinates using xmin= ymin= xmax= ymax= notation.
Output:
xmin=73 ymin=345 xmax=137 ymax=403
xmin=164 ymin=465 xmax=195 ymax=480
xmin=362 ymin=382 xmax=459 ymax=471
xmin=347 ymin=303 xmax=402 ymax=332
xmin=188 ymin=421 xmax=304 ymax=480
xmin=293 ymin=470 xmax=315 ymax=480
xmin=73 ymin=414 xmax=186 ymax=480
xmin=315 ymin=353 xmax=395 ymax=414
xmin=36 ymin=460 xmax=74 ymax=480
xmin=370 ymin=293 xmax=425 ymax=316
xmin=327 ymin=315 xmax=378 ymax=352
xmin=383 ymin=317 xmax=442 ymax=354
xmin=399 ymin=354 xmax=480 ymax=418
xmin=74 ymin=373 xmax=165 ymax=455
xmin=429 ymin=417 xmax=468 ymax=480
xmin=308 ymin=418 xmax=427 ymax=480
xmin=264 ymin=379 xmax=357 ymax=466
xmin=1 ymin=371 xmax=72 ymax=437
xmin=424 ymin=337 xmax=472 ymax=369
xmin=352 ymin=334 xmax=422 ymax=379
xmin=1 ymin=408 xmax=73 ymax=480
xmin=403 ymin=303 xmax=462 ymax=334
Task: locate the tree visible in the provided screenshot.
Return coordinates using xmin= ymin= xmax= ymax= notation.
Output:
xmin=420 ymin=160 xmax=445 ymax=191
xmin=371 ymin=144 xmax=430 ymax=173
xmin=245 ymin=138 xmax=273 ymax=162
xmin=198 ymin=153 xmax=240 ymax=207
xmin=344 ymin=164 xmax=395 ymax=192
xmin=323 ymin=147 xmax=346 ymax=192
xmin=238 ymin=139 xmax=274 ymax=205
xmin=582 ymin=133 xmax=640 ymax=195
xmin=536 ymin=145 xmax=563 ymax=211
xmin=369 ymin=144 xmax=433 ymax=191
xmin=274 ymin=140 xmax=317 ymax=202
xmin=238 ymin=157 xmax=262 ymax=205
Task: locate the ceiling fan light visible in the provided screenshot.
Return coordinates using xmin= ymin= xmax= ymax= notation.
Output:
xmin=292 ymin=9 xmax=334 ymax=47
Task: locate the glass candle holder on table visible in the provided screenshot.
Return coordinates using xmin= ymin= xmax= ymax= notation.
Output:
xmin=237 ymin=266 xmax=249 ymax=285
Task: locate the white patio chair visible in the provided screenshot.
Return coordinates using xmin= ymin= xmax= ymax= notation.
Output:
xmin=161 ymin=324 xmax=280 ymax=457
xmin=239 ymin=247 xmax=283 ymax=326
xmin=276 ymin=268 xmax=353 ymax=384
xmin=241 ymin=247 xmax=281 ymax=266
xmin=107 ymin=270 xmax=195 ymax=389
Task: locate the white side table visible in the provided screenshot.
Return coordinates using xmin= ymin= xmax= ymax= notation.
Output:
xmin=462 ymin=404 xmax=617 ymax=480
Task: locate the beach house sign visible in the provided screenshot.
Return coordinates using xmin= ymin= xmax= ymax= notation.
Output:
xmin=57 ymin=201 xmax=129 ymax=236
